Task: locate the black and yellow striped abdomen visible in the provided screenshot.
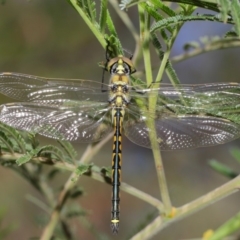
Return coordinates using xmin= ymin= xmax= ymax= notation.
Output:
xmin=111 ymin=108 xmax=124 ymax=233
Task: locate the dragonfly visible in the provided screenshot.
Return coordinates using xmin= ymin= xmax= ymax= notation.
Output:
xmin=1 ymin=52 xmax=240 ymax=233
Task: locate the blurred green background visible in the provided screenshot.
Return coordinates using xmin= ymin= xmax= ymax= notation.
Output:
xmin=1 ymin=1 xmax=240 ymax=240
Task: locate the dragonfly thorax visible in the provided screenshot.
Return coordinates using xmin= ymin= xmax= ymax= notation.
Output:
xmin=107 ymin=55 xmax=135 ymax=108
xmin=108 ymin=83 xmax=130 ymax=108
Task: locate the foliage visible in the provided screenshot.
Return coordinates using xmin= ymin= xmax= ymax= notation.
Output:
xmin=1 ymin=0 xmax=240 ymax=240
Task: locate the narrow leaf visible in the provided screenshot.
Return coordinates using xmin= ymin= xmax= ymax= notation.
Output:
xmin=208 ymin=159 xmax=238 ymax=179
xmin=38 ymin=145 xmax=71 ymax=163
xmin=75 ymin=164 xmax=92 ymax=176
xmin=230 ymin=148 xmax=240 ymax=163
xmin=0 ymin=131 xmax=14 ymax=154
xmin=231 ymin=0 xmax=240 ymax=36
xmin=99 ymin=0 xmax=108 ymax=33
xmin=183 ymin=41 xmax=200 ymax=50
xmin=225 ymin=30 xmax=238 ymax=37
xmin=208 ymin=211 xmax=240 ymax=240
xmin=144 ymin=3 xmax=173 ymax=34
xmin=149 ymin=0 xmax=176 ymax=17
xmin=78 ymin=0 xmax=96 ymax=22
xmin=57 ymin=140 xmax=77 ymax=161
xmin=119 ymin=0 xmax=145 ymax=10
xmin=100 ymin=166 xmax=111 ymax=184
xmin=162 ymin=0 xmax=220 ymax=13
xmin=0 ymin=124 xmax=26 ymax=153
xmin=69 ymin=187 xmax=84 ymax=198
xmin=217 ymin=0 xmax=231 ymax=23
xmin=106 ymin=12 xmax=118 ymax=38
xmin=16 ymin=148 xmax=38 ymax=165
xmin=150 ymin=14 xmax=230 ymax=33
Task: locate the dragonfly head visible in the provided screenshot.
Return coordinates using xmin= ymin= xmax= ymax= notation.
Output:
xmin=107 ymin=56 xmax=136 ymax=76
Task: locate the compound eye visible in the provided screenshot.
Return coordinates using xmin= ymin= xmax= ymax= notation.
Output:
xmin=110 ymin=64 xmax=117 ymax=74
xmin=123 ymin=63 xmax=130 ymax=74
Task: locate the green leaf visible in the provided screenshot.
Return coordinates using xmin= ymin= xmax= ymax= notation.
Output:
xmin=106 ymin=17 xmax=116 ymax=37
xmin=225 ymin=30 xmax=238 ymax=37
xmin=38 ymin=145 xmax=71 ymax=163
xmin=47 ymin=169 xmax=60 ymax=180
xmin=105 ymin=34 xmax=123 ymax=56
xmin=149 ymin=0 xmax=176 ymax=16
xmin=183 ymin=41 xmax=200 ymax=50
xmin=208 ymin=159 xmax=238 ymax=179
xmin=16 ymin=144 xmax=72 ymax=166
xmin=231 ymin=0 xmax=240 ymax=36
xmin=0 ymin=131 xmax=14 ymax=154
xmin=144 ymin=3 xmax=173 ymax=34
xmin=162 ymin=0 xmax=220 ymax=13
xmin=69 ymin=186 xmax=84 ymax=198
xmin=75 ymin=164 xmax=92 ymax=176
xmin=77 ymin=0 xmax=96 ymax=22
xmin=230 ymin=148 xmax=240 ymax=163
xmin=99 ymin=0 xmax=108 ymax=33
xmin=0 ymin=208 xmax=15 ymax=238
xmin=27 ymin=133 xmax=39 ymax=150
xmin=208 ymin=211 xmax=240 ymax=240
xmin=150 ymin=14 xmax=229 ymax=33
xmin=217 ymin=0 xmax=231 ymax=23
xmin=144 ymin=4 xmax=164 ymax=21
xmin=57 ymin=140 xmax=77 ymax=161
xmin=0 ymin=124 xmax=27 ymax=153
xmin=119 ymin=0 xmax=146 ymax=10
xmin=16 ymin=149 xmax=37 ymax=165
xmin=100 ymin=166 xmax=111 ymax=184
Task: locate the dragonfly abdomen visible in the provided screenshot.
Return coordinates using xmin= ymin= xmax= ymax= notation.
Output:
xmin=111 ymin=108 xmax=124 ymax=233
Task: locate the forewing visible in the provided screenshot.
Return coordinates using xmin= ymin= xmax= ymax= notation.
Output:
xmin=161 ymin=83 xmax=240 ymax=119
xmin=124 ymin=115 xmax=240 ymax=150
xmin=131 ymin=82 xmax=240 ymax=125
xmin=0 ymin=72 xmax=109 ymax=103
xmin=0 ymin=102 xmax=113 ymax=142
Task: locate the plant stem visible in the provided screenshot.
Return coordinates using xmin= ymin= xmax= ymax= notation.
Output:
xmin=131 ymin=175 xmax=240 ymax=239
xmin=176 ymin=175 xmax=240 ymax=217
xmin=68 ymin=0 xmax=105 ymax=48
xmin=39 ymin=170 xmax=78 ymax=240
xmin=38 ymin=131 xmax=113 ymax=239
xmin=138 ymin=4 xmax=172 ymax=215
xmin=171 ymin=38 xmax=240 ymax=63
xmin=109 ymin=0 xmax=139 ymax=42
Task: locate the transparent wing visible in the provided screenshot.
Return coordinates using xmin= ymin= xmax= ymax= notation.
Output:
xmin=0 ymin=102 xmax=112 ymax=142
xmin=131 ymin=82 xmax=240 ymax=124
xmin=159 ymin=83 xmax=240 ymax=117
xmin=126 ymin=82 xmax=240 ymax=150
xmin=0 ymin=72 xmax=109 ymax=103
xmin=124 ymin=115 xmax=240 ymax=150
xmin=2 ymin=72 xmax=240 ymax=148
xmin=0 ymin=73 xmax=113 ymax=142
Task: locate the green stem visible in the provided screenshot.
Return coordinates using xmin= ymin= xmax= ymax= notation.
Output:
xmin=138 ymin=4 xmax=172 ymax=215
xmin=131 ymin=175 xmax=240 ymax=239
xmin=109 ymin=0 xmax=139 ymax=42
xmin=68 ymin=0 xmax=105 ymax=48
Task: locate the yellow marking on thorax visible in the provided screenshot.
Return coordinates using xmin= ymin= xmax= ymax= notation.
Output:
xmin=116 ymin=96 xmax=123 ymax=106
xmin=111 ymin=74 xmax=130 ymax=84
